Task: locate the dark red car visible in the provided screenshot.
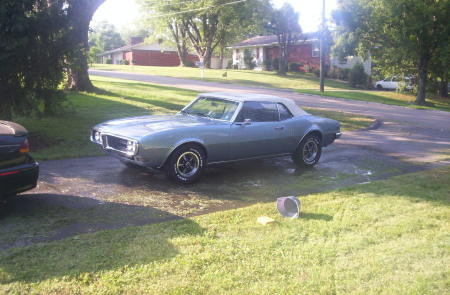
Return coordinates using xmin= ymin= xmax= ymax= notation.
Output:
xmin=0 ymin=121 xmax=39 ymax=201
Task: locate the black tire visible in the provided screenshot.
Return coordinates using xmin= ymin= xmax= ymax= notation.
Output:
xmin=376 ymin=84 xmax=383 ymax=90
xmin=165 ymin=144 xmax=205 ymax=184
xmin=292 ymin=133 xmax=322 ymax=168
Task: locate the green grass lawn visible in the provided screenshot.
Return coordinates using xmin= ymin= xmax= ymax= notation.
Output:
xmin=301 ymin=90 xmax=450 ymax=112
xmin=15 ymin=76 xmax=372 ymax=161
xmin=91 ymin=64 xmax=450 ymax=112
xmin=91 ymin=63 xmax=351 ymax=90
xmin=1 ymin=165 xmax=448 ymax=294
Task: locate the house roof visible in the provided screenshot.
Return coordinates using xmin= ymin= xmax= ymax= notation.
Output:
xmin=98 ymin=42 xmax=178 ymax=56
xmin=231 ymin=32 xmax=318 ymax=48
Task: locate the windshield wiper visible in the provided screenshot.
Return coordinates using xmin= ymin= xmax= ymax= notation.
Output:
xmin=190 ymin=111 xmax=207 ymax=117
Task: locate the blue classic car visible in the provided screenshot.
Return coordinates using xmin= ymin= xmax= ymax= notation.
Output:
xmin=91 ymin=92 xmax=341 ymax=184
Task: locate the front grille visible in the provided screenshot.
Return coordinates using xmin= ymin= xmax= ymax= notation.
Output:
xmin=104 ymin=135 xmax=129 ymax=152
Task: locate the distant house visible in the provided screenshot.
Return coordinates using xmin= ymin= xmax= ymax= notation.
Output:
xmin=97 ymin=36 xmax=198 ymax=67
xmin=97 ymin=36 xmax=227 ymax=69
xmin=230 ymin=33 xmax=324 ymax=71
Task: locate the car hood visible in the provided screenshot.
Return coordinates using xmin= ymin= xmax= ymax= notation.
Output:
xmin=95 ymin=114 xmax=216 ymax=139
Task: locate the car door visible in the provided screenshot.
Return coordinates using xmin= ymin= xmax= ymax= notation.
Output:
xmin=229 ymin=101 xmax=290 ymax=159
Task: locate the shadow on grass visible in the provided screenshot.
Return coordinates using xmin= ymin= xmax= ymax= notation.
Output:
xmin=301 ymin=212 xmax=333 ymax=221
xmin=0 ymin=194 xmax=204 ymax=283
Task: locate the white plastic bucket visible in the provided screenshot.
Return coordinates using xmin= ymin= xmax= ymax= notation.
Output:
xmin=276 ymin=196 xmax=301 ymax=218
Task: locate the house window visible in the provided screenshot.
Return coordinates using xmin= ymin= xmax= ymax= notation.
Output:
xmin=256 ymin=48 xmax=259 ymax=59
xmin=312 ymin=43 xmax=320 ymax=57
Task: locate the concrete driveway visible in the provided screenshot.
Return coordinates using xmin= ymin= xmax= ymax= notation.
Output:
xmin=1 ymin=70 xmax=449 ymax=249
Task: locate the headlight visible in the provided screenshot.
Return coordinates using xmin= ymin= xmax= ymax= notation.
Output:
xmin=126 ymin=140 xmax=136 ymax=152
xmin=93 ymin=131 xmax=102 ymax=143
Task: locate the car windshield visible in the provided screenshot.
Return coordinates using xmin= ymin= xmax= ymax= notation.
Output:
xmin=182 ymin=97 xmax=239 ymax=121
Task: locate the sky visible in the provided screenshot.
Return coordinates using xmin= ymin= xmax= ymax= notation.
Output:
xmin=92 ymin=0 xmax=338 ymax=33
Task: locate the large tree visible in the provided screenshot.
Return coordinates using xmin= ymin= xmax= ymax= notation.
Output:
xmin=66 ymin=0 xmax=106 ymax=91
xmin=265 ymin=3 xmax=302 ymax=75
xmin=333 ymin=0 xmax=450 ymax=104
xmin=140 ymin=0 xmax=269 ymax=68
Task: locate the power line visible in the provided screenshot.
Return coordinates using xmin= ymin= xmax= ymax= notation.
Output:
xmin=147 ymin=0 xmax=248 ymax=18
xmin=146 ymin=0 xmax=201 ymax=9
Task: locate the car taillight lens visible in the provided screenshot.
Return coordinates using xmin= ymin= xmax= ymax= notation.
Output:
xmin=20 ymin=139 xmax=29 ymax=154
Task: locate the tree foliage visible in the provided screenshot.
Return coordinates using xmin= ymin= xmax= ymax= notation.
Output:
xmin=265 ymin=3 xmax=302 ymax=75
xmin=0 ymin=0 xmax=70 ymax=119
xmin=89 ymin=21 xmax=126 ymax=63
xmin=333 ymin=0 xmax=450 ymax=104
xmin=139 ymin=0 xmax=271 ymax=68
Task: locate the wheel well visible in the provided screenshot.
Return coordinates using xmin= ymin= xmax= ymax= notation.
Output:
xmin=307 ymin=130 xmax=323 ymax=143
xmin=163 ymin=142 xmax=208 ymax=167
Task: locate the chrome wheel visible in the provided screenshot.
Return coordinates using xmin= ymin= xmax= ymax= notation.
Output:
xmin=302 ymin=138 xmax=318 ymax=164
xmin=176 ymin=151 xmax=200 ymax=178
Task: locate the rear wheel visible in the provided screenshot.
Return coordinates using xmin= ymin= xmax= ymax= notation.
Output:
xmin=165 ymin=144 xmax=205 ymax=184
xmin=292 ymin=134 xmax=322 ymax=168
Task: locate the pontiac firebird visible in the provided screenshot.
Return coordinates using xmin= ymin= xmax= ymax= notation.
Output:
xmin=91 ymin=92 xmax=341 ymax=184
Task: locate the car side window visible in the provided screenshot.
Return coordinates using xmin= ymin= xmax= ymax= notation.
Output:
xmin=236 ymin=101 xmax=279 ymax=122
xmin=277 ymin=103 xmax=293 ymax=121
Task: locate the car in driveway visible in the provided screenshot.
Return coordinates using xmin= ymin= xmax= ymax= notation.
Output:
xmin=0 ymin=121 xmax=39 ymax=201
xmin=91 ymin=92 xmax=341 ymax=184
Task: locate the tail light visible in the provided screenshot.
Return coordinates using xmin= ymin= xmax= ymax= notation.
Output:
xmin=19 ymin=139 xmax=30 ymax=154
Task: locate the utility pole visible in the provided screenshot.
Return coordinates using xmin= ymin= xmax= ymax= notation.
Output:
xmin=319 ymin=0 xmax=325 ymax=92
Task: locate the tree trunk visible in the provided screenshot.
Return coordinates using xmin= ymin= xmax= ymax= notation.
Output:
xmin=219 ymin=46 xmax=225 ymax=69
xmin=415 ymin=55 xmax=429 ymax=105
xmin=439 ymin=77 xmax=449 ymax=98
xmin=278 ymin=47 xmax=287 ymax=75
xmin=66 ymin=0 xmax=105 ymax=91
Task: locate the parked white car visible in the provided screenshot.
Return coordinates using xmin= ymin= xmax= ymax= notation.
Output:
xmin=374 ymin=77 xmax=413 ymax=90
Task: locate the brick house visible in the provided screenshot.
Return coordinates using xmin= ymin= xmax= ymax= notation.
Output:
xmin=98 ymin=37 xmax=199 ymax=67
xmin=230 ymin=33 xmax=324 ymax=71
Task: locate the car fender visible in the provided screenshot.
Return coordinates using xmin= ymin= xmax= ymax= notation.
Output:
xmin=297 ymin=125 xmax=324 ymax=147
xmin=160 ymin=137 xmax=207 ymax=168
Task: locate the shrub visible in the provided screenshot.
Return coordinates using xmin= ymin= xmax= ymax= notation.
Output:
xmin=272 ymin=58 xmax=280 ymax=71
xmin=264 ymin=59 xmax=272 ymax=71
xmin=243 ymin=49 xmax=256 ymax=70
xmin=304 ymin=64 xmax=315 ymax=73
xmin=349 ymin=63 xmax=367 ymax=87
xmin=226 ymin=60 xmax=233 ymax=69
xmin=313 ymin=68 xmax=320 ymax=77
xmin=289 ymin=62 xmax=303 ymax=72
xmin=185 ymin=60 xmax=195 ymax=67
xmin=123 ymin=59 xmax=130 ymax=65
xmin=105 ymin=58 xmax=113 ymax=64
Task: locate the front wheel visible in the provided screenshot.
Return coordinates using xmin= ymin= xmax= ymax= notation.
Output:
xmin=376 ymin=84 xmax=383 ymax=90
xmin=165 ymin=144 xmax=205 ymax=184
xmin=292 ymin=134 xmax=322 ymax=168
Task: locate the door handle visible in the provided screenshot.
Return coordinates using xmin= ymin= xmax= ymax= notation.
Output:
xmin=274 ymin=126 xmax=284 ymax=130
